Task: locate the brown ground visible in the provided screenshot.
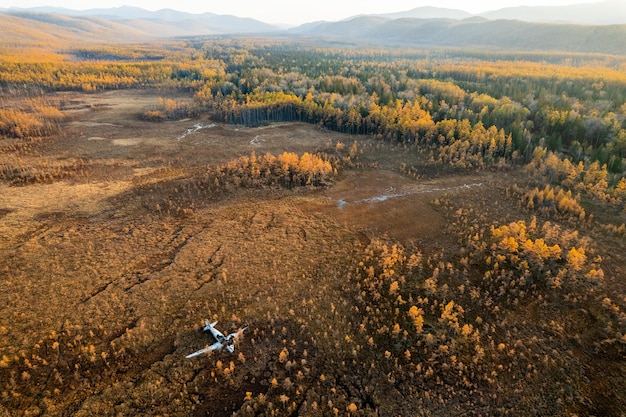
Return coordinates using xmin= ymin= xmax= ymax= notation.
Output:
xmin=0 ymin=90 xmax=623 ymax=416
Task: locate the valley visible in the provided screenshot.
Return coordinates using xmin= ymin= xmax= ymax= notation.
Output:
xmin=0 ymin=34 xmax=625 ymax=416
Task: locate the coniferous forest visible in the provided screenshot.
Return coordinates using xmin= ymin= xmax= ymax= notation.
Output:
xmin=0 ymin=33 xmax=625 ymax=416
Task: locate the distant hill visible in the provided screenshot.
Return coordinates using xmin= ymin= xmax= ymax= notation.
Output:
xmin=371 ymin=6 xmax=473 ymax=20
xmin=481 ymin=0 xmax=626 ymax=25
xmin=0 ymin=6 xmax=278 ymax=43
xmin=0 ymin=11 xmax=152 ymax=45
xmin=289 ymin=16 xmax=391 ymax=37
xmin=354 ymin=0 xmax=624 ymax=25
xmin=293 ymin=17 xmax=626 ymax=55
xmin=2 ymin=6 xmax=180 ymax=20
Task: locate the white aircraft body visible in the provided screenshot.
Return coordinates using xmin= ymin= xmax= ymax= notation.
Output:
xmin=186 ymin=320 xmax=247 ymax=358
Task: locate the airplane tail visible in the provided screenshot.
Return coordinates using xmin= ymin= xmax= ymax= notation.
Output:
xmin=203 ymin=320 xmax=218 ymax=331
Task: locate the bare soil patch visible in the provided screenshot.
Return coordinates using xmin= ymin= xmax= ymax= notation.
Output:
xmin=306 ymin=169 xmax=487 ymax=249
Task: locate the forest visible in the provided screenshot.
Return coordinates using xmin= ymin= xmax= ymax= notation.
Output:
xmin=0 ymin=36 xmax=625 ymax=416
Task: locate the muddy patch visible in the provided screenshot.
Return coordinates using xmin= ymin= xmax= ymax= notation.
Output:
xmin=176 ymin=123 xmax=216 ymax=141
xmin=313 ymin=170 xmax=483 ymax=247
xmin=71 ymin=121 xmax=121 ymax=128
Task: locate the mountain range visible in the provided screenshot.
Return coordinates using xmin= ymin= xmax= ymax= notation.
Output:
xmin=480 ymin=0 xmax=626 ymax=25
xmin=1 ymin=1 xmax=626 ymax=54
xmin=367 ymin=0 xmax=626 ymax=25
xmin=292 ymin=16 xmax=626 ymax=55
xmin=0 ymin=5 xmax=276 ymax=41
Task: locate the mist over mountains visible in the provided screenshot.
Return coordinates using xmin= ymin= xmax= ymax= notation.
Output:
xmin=292 ymin=16 xmax=626 ymax=55
xmin=0 ymin=5 xmax=275 ymax=38
xmin=480 ymin=0 xmax=626 ymax=25
xmin=367 ymin=0 xmax=626 ymax=25
xmin=1 ymin=1 xmax=626 ymax=54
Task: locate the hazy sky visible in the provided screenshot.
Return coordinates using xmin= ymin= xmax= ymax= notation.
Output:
xmin=0 ymin=0 xmax=607 ymax=24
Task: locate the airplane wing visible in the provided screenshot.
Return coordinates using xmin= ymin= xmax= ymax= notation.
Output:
xmin=186 ymin=348 xmax=208 ymax=359
xmin=186 ymin=342 xmax=223 ymax=359
xmin=203 ymin=320 xmax=225 ymax=341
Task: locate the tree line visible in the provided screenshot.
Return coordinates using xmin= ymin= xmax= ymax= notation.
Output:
xmin=2 ymin=39 xmax=625 ymax=201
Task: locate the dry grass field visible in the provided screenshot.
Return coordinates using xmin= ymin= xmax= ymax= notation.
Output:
xmin=1 ymin=90 xmax=624 ymax=416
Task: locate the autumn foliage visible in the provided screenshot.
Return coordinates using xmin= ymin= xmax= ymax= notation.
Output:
xmin=0 ymin=99 xmax=64 ymax=138
xmin=1 ymin=37 xmax=625 ymax=417
xmin=214 ymin=151 xmax=334 ymax=188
